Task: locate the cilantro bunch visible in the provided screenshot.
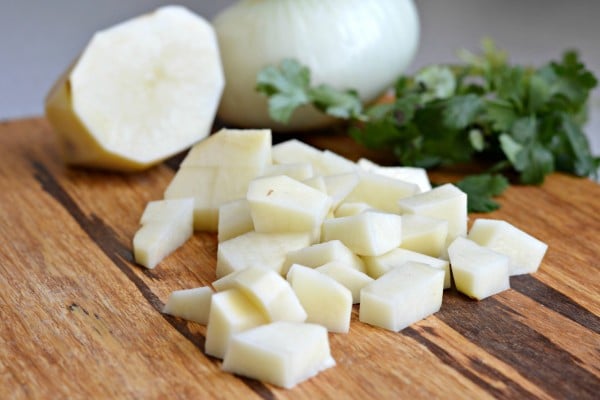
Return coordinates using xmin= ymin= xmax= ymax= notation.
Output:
xmin=256 ymin=40 xmax=599 ymax=212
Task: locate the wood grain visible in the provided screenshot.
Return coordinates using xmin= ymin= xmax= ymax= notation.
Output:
xmin=0 ymin=118 xmax=598 ymax=399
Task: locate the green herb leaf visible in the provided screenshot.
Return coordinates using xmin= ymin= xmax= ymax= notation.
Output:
xmin=455 ymin=174 xmax=509 ymax=212
xmin=256 ymin=42 xmax=599 ymax=213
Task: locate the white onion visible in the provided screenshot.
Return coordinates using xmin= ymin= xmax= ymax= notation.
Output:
xmin=212 ymin=0 xmax=420 ymax=131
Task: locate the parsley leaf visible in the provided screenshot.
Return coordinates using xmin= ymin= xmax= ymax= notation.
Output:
xmin=256 ymin=41 xmax=599 ymax=212
xmin=455 ymin=174 xmax=509 ymax=212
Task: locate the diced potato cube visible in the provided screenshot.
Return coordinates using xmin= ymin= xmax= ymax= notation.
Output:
xmin=344 ymin=171 xmax=420 ymax=213
xmin=205 ymin=289 xmax=267 ymax=359
xmin=222 ymin=321 xmax=335 ymax=389
xmin=287 ymin=264 xmax=352 ymax=333
xmin=447 ymin=237 xmax=510 ymax=300
xmin=316 ymin=262 xmax=374 ymax=304
xmin=322 ymin=172 xmax=360 ymax=208
xmin=400 ymin=214 xmax=448 ymax=258
xmin=321 ymin=211 xmax=402 ymax=257
xmin=272 ymin=139 xmax=355 ymax=175
xmin=271 ymin=139 xmax=323 ymax=167
xmin=216 ymin=231 xmax=312 ymax=278
xmin=359 ymin=262 xmax=444 ymax=332
xmin=162 ymin=286 xmax=213 ymax=325
xmin=302 ymin=175 xmax=327 ymax=193
xmin=133 ymin=198 xmax=194 ymax=269
xmin=468 ymin=219 xmax=548 ymax=275
xmin=218 ymin=199 xmax=253 ymax=242
xmin=181 ymin=128 xmax=271 ymax=169
xmin=397 ymin=183 xmax=467 ymax=241
xmin=362 ymin=247 xmax=451 ymax=288
xmin=357 ymin=158 xmax=432 ymax=192
xmin=334 ymin=202 xmax=373 ymax=218
xmin=212 ymin=267 xmax=306 ymax=323
xmin=261 ymin=162 xmax=314 ymax=181
xmin=281 ymin=240 xmax=366 ymax=276
xmin=247 ymin=175 xmax=332 ymax=237
xmin=163 ymin=167 xmax=219 ymax=231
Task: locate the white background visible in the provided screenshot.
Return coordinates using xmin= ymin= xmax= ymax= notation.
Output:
xmin=1 ymin=0 xmax=598 ymax=154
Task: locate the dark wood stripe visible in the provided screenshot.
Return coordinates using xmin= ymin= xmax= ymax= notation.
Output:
xmin=32 ymin=160 xmax=275 ymax=400
xmin=403 ymin=327 xmax=537 ymax=398
xmin=511 ymin=274 xmax=600 ymax=334
xmin=436 ymin=289 xmax=600 ymax=400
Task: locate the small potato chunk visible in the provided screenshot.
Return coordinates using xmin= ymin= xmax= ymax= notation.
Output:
xmin=359 ymin=262 xmax=444 ymax=332
xmin=133 ymin=198 xmax=194 ymax=269
xmin=334 ymin=202 xmax=373 ymax=218
xmin=362 ymin=247 xmax=451 ymax=288
xmin=357 ymin=158 xmax=432 ymax=192
xmin=247 ymin=175 xmax=332 ymax=238
xmin=468 ymin=219 xmax=548 ymax=275
xmin=322 ymin=172 xmax=360 ymax=209
xmin=316 ymin=262 xmax=374 ymax=304
xmin=162 ymin=286 xmax=213 ymax=325
xmin=216 ymin=231 xmax=312 ymax=278
xmin=218 ymin=199 xmax=254 ymax=242
xmin=447 ymin=237 xmax=510 ymax=300
xmin=222 ymin=321 xmax=335 ymax=389
xmin=302 ymin=175 xmax=327 ymax=193
xmin=397 ymin=183 xmax=467 ymax=242
xmin=322 ymin=211 xmax=402 ymax=257
xmin=205 ymin=289 xmax=267 ymax=359
xmin=287 ymin=264 xmax=352 ymax=333
xmin=212 ymin=267 xmax=306 ymax=323
xmin=165 ymin=128 xmax=272 ymax=231
xmin=281 ymin=240 xmax=366 ymax=276
xmin=181 ymin=128 xmax=271 ymax=169
xmin=400 ymin=214 xmax=448 ymax=258
xmin=261 ymin=162 xmax=315 ymax=181
xmin=271 ymin=139 xmax=355 ymax=175
xmin=344 ymin=170 xmax=420 ymax=213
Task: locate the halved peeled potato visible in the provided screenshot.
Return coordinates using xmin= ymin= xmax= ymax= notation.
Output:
xmin=45 ymin=6 xmax=224 ymax=171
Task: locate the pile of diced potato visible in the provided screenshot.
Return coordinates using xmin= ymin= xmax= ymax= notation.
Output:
xmin=133 ymin=128 xmax=548 ymax=389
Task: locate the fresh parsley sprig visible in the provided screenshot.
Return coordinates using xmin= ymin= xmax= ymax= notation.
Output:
xmin=256 ymin=40 xmax=599 ymax=212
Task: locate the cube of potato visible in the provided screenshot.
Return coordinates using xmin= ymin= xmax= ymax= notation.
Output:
xmin=164 ymin=166 xmax=219 ymax=231
xmin=322 ymin=172 xmax=360 ymax=209
xmin=222 ymin=321 xmax=335 ymax=389
xmin=218 ymin=199 xmax=253 ymax=242
xmin=400 ymin=214 xmax=448 ymax=258
xmin=211 ymin=267 xmax=306 ymax=323
xmin=468 ymin=219 xmax=548 ymax=275
xmin=281 ymin=240 xmax=366 ymax=276
xmin=357 ymin=158 xmax=432 ymax=192
xmin=287 ymin=265 xmax=352 ymax=333
xmin=362 ymin=247 xmax=451 ymax=288
xmin=165 ymin=165 xmax=264 ymax=231
xmin=302 ymin=175 xmax=327 ymax=193
xmin=344 ymin=170 xmax=420 ymax=213
xmin=397 ymin=183 xmax=467 ymax=241
xmin=316 ymin=262 xmax=374 ymax=304
xmin=334 ymin=202 xmax=373 ymax=218
xmin=216 ymin=231 xmax=312 ymax=278
xmin=271 ymin=139 xmax=356 ymax=175
xmin=261 ymin=162 xmax=314 ymax=181
xmin=272 ymin=139 xmax=323 ymax=167
xmin=321 ymin=211 xmax=402 ymax=257
xmin=133 ymin=198 xmax=194 ymax=269
xmin=247 ymin=175 xmax=332 ymax=237
xmin=162 ymin=286 xmax=213 ymax=325
xmin=447 ymin=237 xmax=510 ymax=300
xmin=181 ymin=128 xmax=271 ymax=169
xmin=359 ymin=262 xmax=444 ymax=332
xmin=205 ymin=289 xmax=268 ymax=359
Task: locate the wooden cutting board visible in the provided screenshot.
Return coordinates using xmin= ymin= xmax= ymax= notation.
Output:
xmin=0 ymin=118 xmax=598 ymax=399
